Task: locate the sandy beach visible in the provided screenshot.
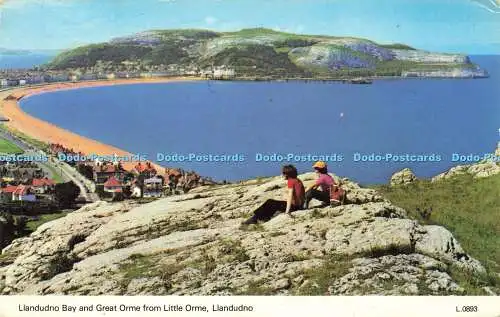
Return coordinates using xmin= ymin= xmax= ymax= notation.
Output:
xmin=0 ymin=77 xmax=201 ymax=174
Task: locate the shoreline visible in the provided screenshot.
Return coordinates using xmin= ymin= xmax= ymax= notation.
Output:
xmin=1 ymin=76 xmax=495 ymax=183
xmin=0 ymin=77 xmax=201 ymax=174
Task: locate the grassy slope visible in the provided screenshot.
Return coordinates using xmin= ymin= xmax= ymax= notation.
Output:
xmin=375 ymin=174 xmax=500 ymax=293
xmin=43 ymin=163 xmax=64 ymax=183
xmin=26 ymin=211 xmax=70 ymax=232
xmin=379 ymin=43 xmax=416 ymax=50
xmin=0 ymin=137 xmax=23 ymax=154
xmin=0 ymin=124 xmax=49 ymax=152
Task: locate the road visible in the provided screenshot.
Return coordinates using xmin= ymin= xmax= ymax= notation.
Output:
xmin=0 ymin=127 xmax=98 ymax=202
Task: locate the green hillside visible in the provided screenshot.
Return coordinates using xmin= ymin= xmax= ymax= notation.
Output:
xmin=47 ymin=28 xmax=487 ymax=79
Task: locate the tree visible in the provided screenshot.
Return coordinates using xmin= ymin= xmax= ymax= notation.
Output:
xmin=54 ymin=181 xmax=81 ymax=208
xmin=0 ymin=212 xmax=28 ymax=249
xmin=136 ymin=173 xmax=146 ymax=198
xmin=0 ymin=212 xmax=15 ymax=249
xmin=77 ymin=164 xmax=94 ymax=181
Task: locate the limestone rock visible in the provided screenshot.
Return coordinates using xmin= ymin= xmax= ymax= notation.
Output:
xmin=432 ymin=165 xmax=469 ymax=182
xmin=0 ymin=173 xmax=486 ymax=295
xmin=390 ymin=168 xmax=417 ymax=186
xmin=325 ymin=254 xmax=464 ymax=295
xmin=432 ymin=148 xmax=500 ymax=182
xmin=0 ymin=267 xmax=6 ymax=293
xmin=414 ymin=226 xmax=485 ymax=274
xmin=467 ymin=162 xmax=500 ymax=178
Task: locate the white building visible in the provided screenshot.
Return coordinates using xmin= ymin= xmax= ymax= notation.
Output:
xmin=143 ymin=175 xmax=164 ymax=198
xmin=131 ymin=184 xmax=142 ymax=198
xmin=213 ymin=67 xmax=236 ymax=79
xmin=0 ymin=79 xmax=8 ymax=87
xmin=18 ymin=79 xmax=27 ymax=86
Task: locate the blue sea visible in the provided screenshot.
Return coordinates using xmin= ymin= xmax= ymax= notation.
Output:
xmin=0 ymin=53 xmax=55 ymax=69
xmin=20 ymin=56 xmax=500 ymax=184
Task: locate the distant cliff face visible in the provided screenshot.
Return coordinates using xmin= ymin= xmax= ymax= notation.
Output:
xmin=0 ymin=172 xmax=489 ymax=296
xmin=402 ymin=68 xmax=488 ymax=78
xmin=47 ymin=28 xmax=487 ymax=79
xmin=392 ymin=50 xmax=469 ymax=63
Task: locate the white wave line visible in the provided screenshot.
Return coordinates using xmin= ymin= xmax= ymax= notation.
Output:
xmin=486 ymin=0 xmax=499 ymax=8
xmin=471 ymin=0 xmax=500 ymax=13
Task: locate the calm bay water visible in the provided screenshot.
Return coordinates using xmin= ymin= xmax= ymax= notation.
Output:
xmin=21 ymin=56 xmax=500 ymax=184
xmin=0 ymin=53 xmax=54 ymax=69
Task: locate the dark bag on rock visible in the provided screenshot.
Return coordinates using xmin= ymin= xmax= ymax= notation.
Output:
xmin=329 ymin=182 xmax=346 ymax=206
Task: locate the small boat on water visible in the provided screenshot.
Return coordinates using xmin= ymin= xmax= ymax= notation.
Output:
xmin=348 ymin=78 xmax=373 ymax=84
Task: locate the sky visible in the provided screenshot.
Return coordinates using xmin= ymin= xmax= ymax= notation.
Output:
xmin=0 ymin=0 xmax=498 ymax=54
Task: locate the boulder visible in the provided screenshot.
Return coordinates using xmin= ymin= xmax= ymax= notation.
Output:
xmin=432 ymin=145 xmax=500 ymax=182
xmin=432 ymin=162 xmax=500 ymax=182
xmin=467 ymin=162 xmax=500 ymax=178
xmin=414 ymin=225 xmax=485 ymax=274
xmin=432 ymin=165 xmax=469 ymax=182
xmin=390 ymin=168 xmax=417 ymax=186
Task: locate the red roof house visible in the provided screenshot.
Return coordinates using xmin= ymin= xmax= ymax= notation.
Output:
xmin=11 ymin=185 xmax=36 ymax=201
xmin=93 ymin=163 xmax=125 ymax=185
xmin=134 ymin=162 xmax=157 ymax=176
xmin=0 ymin=185 xmax=19 ymax=194
xmin=31 ymin=177 xmax=56 ymax=194
xmin=104 ymin=176 xmax=123 ymax=193
xmin=32 ymin=177 xmax=56 ymax=187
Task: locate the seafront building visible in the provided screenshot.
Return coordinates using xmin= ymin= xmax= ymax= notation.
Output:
xmin=0 ymin=64 xmax=235 ymax=89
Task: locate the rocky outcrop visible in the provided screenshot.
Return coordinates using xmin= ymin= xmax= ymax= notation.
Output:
xmin=432 ymin=161 xmax=500 ymax=182
xmin=392 ymin=49 xmax=469 ymax=63
xmin=290 ymin=44 xmax=374 ymax=69
xmin=0 ymin=173 xmax=488 ymax=295
xmin=390 ymin=168 xmax=417 ymax=186
xmin=432 ymin=146 xmax=500 ymax=182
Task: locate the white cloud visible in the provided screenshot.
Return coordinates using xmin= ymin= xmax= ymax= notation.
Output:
xmin=272 ymin=24 xmax=306 ymax=34
xmin=0 ymin=0 xmax=72 ymax=9
xmin=204 ymin=16 xmax=218 ymax=25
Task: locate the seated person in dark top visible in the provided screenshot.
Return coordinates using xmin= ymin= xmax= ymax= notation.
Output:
xmin=242 ymin=165 xmax=305 ymax=225
xmin=304 ymin=161 xmax=335 ymax=209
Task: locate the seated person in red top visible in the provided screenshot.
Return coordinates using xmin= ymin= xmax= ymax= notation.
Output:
xmin=242 ymin=165 xmax=305 ymax=225
xmin=304 ymin=161 xmax=335 ymax=209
